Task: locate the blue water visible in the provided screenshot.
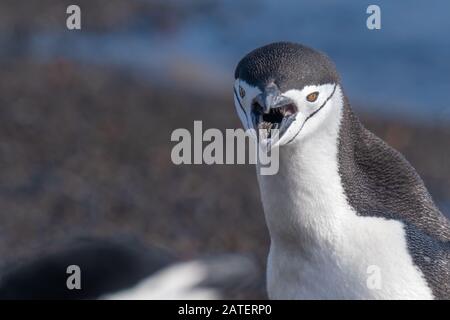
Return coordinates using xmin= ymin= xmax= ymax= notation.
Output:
xmin=14 ymin=0 xmax=450 ymax=122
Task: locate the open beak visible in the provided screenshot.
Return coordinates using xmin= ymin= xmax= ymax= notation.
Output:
xmin=251 ymin=83 xmax=298 ymax=139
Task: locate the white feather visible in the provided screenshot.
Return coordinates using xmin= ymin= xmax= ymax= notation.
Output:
xmin=102 ymin=261 xmax=219 ymax=300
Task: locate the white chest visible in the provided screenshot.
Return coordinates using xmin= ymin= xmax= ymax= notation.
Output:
xmin=256 ymin=98 xmax=433 ymax=299
xmin=265 ymin=216 xmax=434 ymax=300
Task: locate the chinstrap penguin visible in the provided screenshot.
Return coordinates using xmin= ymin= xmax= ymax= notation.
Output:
xmin=233 ymin=42 xmax=450 ymax=299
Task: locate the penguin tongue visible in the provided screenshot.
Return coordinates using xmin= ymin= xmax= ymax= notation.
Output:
xmin=282 ymin=104 xmax=297 ymax=116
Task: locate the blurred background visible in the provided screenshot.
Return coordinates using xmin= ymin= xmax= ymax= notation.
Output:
xmin=0 ymin=0 xmax=449 ymax=299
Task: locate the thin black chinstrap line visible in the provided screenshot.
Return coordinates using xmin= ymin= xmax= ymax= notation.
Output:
xmin=286 ymin=83 xmax=337 ymax=145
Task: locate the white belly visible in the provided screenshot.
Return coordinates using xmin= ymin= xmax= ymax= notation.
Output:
xmin=266 ymin=215 xmax=434 ymax=300
xmin=257 ymin=90 xmax=434 ymax=299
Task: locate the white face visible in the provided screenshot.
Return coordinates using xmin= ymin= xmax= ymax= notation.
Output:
xmin=233 ymin=79 xmax=341 ymax=147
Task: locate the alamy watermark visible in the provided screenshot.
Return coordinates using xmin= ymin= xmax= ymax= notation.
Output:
xmin=66 ymin=265 xmax=81 ymax=290
xmin=366 ymin=265 xmax=382 ymax=290
xmin=367 ymin=5 xmax=381 ymax=30
xmin=170 ymin=121 xmax=280 ymax=175
xmin=66 ymin=5 xmax=81 ymax=30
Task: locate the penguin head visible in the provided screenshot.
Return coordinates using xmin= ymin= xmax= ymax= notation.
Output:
xmin=234 ymin=42 xmax=342 ymax=147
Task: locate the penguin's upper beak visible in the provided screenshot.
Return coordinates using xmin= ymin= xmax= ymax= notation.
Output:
xmin=253 ymin=83 xmax=294 ymax=113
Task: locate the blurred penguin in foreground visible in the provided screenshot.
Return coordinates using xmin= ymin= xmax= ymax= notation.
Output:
xmin=0 ymin=237 xmax=260 ymax=300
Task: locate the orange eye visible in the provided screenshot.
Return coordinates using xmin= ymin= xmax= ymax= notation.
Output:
xmin=306 ymin=92 xmax=319 ymax=102
xmin=239 ymin=86 xmax=246 ymax=98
